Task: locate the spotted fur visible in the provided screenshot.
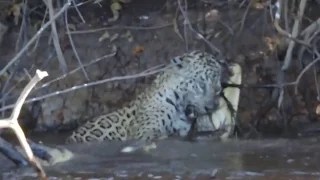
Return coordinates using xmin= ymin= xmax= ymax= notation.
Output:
xmin=65 ymin=50 xmax=224 ymax=144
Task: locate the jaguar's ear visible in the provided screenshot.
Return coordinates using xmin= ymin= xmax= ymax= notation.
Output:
xmin=171 ymin=57 xmax=183 ymax=69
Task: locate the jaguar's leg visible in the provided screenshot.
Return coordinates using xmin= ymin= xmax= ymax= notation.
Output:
xmin=184 ymin=105 xmax=199 ymax=141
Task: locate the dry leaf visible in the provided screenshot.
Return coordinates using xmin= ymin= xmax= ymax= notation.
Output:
xmin=0 ymin=71 xmax=10 ymax=82
xmin=121 ymin=31 xmax=131 ymax=38
xmin=264 ymin=36 xmax=280 ymax=53
xmin=67 ymin=24 xmax=76 ymax=31
xmin=120 ymin=31 xmax=133 ymax=42
xmin=108 ymin=1 xmax=122 ymax=22
xmin=316 ymin=104 xmax=320 ymax=115
xmin=214 ymin=31 xmax=222 ymax=38
xmin=9 ymin=3 xmax=22 ymax=25
xmin=132 ymin=45 xmax=144 ymax=55
xmin=121 ymin=31 xmax=130 ymax=38
xmin=111 ymin=1 xmax=122 ymax=11
xmin=205 ymin=9 xmax=219 ymax=22
xmin=99 ymin=31 xmax=110 ymax=42
xmin=111 ymin=45 xmax=117 ymax=52
xmin=253 ymin=3 xmax=264 ymax=9
xmin=252 ymin=0 xmax=268 ymax=9
xmin=110 ymin=33 xmax=119 ymax=42
xmin=128 ymin=37 xmax=133 ymax=42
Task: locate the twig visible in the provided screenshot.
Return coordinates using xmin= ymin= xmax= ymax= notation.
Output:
xmin=273 ymin=0 xmax=307 ymax=109
xmin=43 ymin=0 xmax=68 ymax=74
xmin=0 ymin=67 xmax=33 ymax=108
xmin=1 ymin=70 xmax=16 ymax=118
xmin=65 ymin=4 xmax=90 ymax=81
xmin=173 ymin=7 xmax=184 ymax=41
xmin=177 ymin=0 xmax=221 ymax=55
xmin=71 ymin=0 xmax=93 ymax=8
xmin=273 ymin=0 xmax=290 ymax=37
xmin=0 ymin=65 xmax=170 ymax=112
xmin=0 ymin=0 xmax=71 ymax=77
xmin=36 ymin=49 xmax=117 ymax=90
xmin=15 ymin=0 xmax=28 ymax=53
xmin=283 ymin=0 xmax=290 ymax=33
xmin=0 ymin=50 xmax=117 ymax=106
xmin=294 ymin=57 xmax=320 ymax=94
xmin=67 ymin=13 xmax=210 ymax=35
xmin=295 ymin=42 xmax=320 ymax=94
xmin=238 ymin=0 xmax=252 ymax=34
xmin=29 ymin=8 xmax=49 ymax=54
xmin=301 ymin=18 xmax=320 ymax=37
xmin=0 ymin=70 xmax=48 ymax=180
xmin=69 ymin=23 xmax=173 ymax=35
xmin=281 ymin=0 xmax=307 ymax=70
xmin=71 ymin=0 xmax=86 ymax=23
xmin=313 ymin=63 xmax=320 ymax=100
xmin=298 ymin=19 xmax=320 ymax=69
xmin=273 ymin=0 xmax=310 ymax=47
xmin=182 ymin=0 xmax=189 ymax=51
xmin=1 ymin=0 xmax=29 ymax=118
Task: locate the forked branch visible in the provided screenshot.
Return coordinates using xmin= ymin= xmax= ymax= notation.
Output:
xmin=0 ymin=70 xmax=49 ymax=180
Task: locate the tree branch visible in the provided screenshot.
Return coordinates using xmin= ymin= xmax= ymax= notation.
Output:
xmin=0 ymin=70 xmax=49 ymax=180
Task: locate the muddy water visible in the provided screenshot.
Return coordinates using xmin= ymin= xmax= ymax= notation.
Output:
xmin=2 ymin=135 xmax=320 ymax=180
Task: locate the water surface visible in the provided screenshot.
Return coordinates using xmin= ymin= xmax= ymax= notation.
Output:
xmin=1 ymin=134 xmax=320 ymax=179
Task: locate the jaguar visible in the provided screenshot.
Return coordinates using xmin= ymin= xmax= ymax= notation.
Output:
xmin=65 ymin=50 xmax=225 ymax=144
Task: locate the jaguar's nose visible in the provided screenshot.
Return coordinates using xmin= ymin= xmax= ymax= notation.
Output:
xmin=205 ymin=105 xmax=214 ymax=112
xmin=205 ymin=99 xmax=219 ymax=112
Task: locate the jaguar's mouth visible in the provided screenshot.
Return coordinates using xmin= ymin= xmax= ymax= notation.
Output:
xmin=205 ymin=106 xmax=210 ymax=112
xmin=205 ymin=106 xmax=215 ymax=113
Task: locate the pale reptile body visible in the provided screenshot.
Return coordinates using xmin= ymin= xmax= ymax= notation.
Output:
xmin=65 ymin=50 xmax=224 ymax=144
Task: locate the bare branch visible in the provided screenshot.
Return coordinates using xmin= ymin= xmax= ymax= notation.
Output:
xmin=0 ymin=0 xmax=71 ymax=77
xmin=36 ymin=49 xmax=117 ymax=90
xmin=65 ymin=4 xmax=90 ymax=81
xmin=177 ymin=0 xmax=221 ymax=55
xmin=300 ymin=18 xmax=320 ymax=37
xmin=43 ymin=0 xmax=68 ymax=74
xmin=29 ymin=8 xmax=49 ymax=54
xmin=281 ymin=0 xmax=308 ymax=70
xmin=0 ymin=70 xmax=48 ymax=180
xmin=67 ymin=12 xmax=209 ymax=35
xmin=294 ymin=58 xmax=320 ymax=94
xmin=71 ymin=0 xmax=86 ymax=23
xmin=0 ymin=64 xmax=168 ymax=112
xmin=273 ymin=0 xmax=310 ymax=47
xmin=272 ymin=0 xmax=308 ymax=109
xmin=0 ymin=50 xmax=117 ymax=107
xmin=11 ymin=70 xmax=48 ymax=121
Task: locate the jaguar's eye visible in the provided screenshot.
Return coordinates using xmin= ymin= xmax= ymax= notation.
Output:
xmin=197 ymin=82 xmax=206 ymax=92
